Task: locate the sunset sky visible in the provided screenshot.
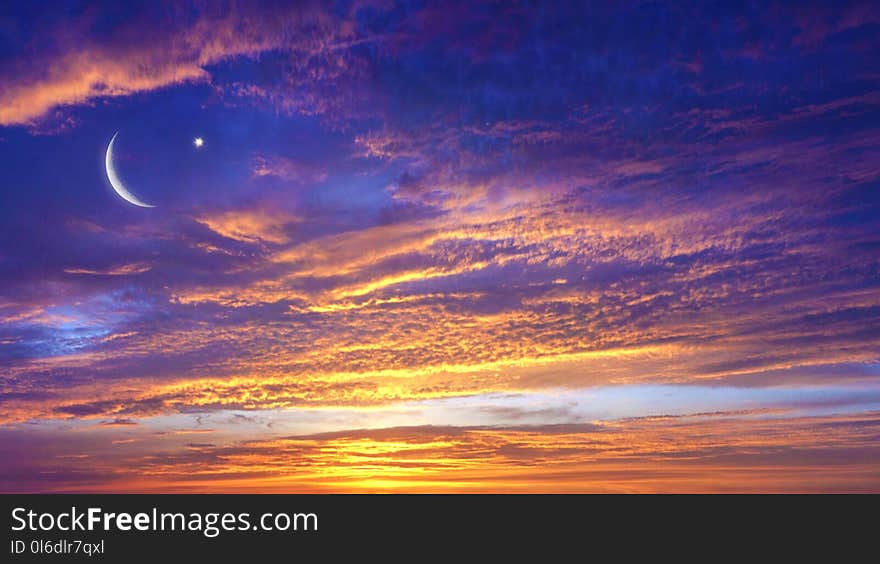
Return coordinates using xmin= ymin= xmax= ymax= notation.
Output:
xmin=1 ymin=0 xmax=878 ymax=492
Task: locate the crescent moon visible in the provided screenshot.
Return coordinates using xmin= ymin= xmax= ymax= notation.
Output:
xmin=105 ymin=131 xmax=155 ymax=208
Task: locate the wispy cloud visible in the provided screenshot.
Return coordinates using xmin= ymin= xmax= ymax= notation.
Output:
xmin=64 ymin=262 xmax=152 ymax=276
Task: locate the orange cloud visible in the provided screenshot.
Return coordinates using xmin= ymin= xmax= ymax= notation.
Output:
xmin=5 ymin=412 xmax=877 ymax=492
xmin=196 ymin=209 xmax=297 ymax=245
xmin=0 ymin=4 xmax=349 ymax=126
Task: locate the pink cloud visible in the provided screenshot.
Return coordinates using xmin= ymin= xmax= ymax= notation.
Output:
xmin=0 ymin=3 xmax=353 ymax=127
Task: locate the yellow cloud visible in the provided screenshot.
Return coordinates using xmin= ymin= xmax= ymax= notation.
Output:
xmin=196 ymin=209 xmax=296 ymax=245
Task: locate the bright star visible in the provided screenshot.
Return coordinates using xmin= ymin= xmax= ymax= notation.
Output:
xmin=193 ymin=137 xmax=204 ymax=148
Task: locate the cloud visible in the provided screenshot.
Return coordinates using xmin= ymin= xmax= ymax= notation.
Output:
xmin=98 ymin=418 xmax=138 ymax=426
xmin=251 ymin=154 xmax=328 ymax=185
xmin=0 ymin=2 xmax=358 ymax=127
xmin=64 ymin=262 xmax=152 ymax=276
xmin=2 ymin=411 xmax=878 ymax=492
xmin=195 ymin=208 xmax=297 ymax=245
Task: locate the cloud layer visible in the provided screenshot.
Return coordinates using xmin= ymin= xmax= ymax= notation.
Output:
xmin=3 ymin=410 xmax=878 ymax=492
